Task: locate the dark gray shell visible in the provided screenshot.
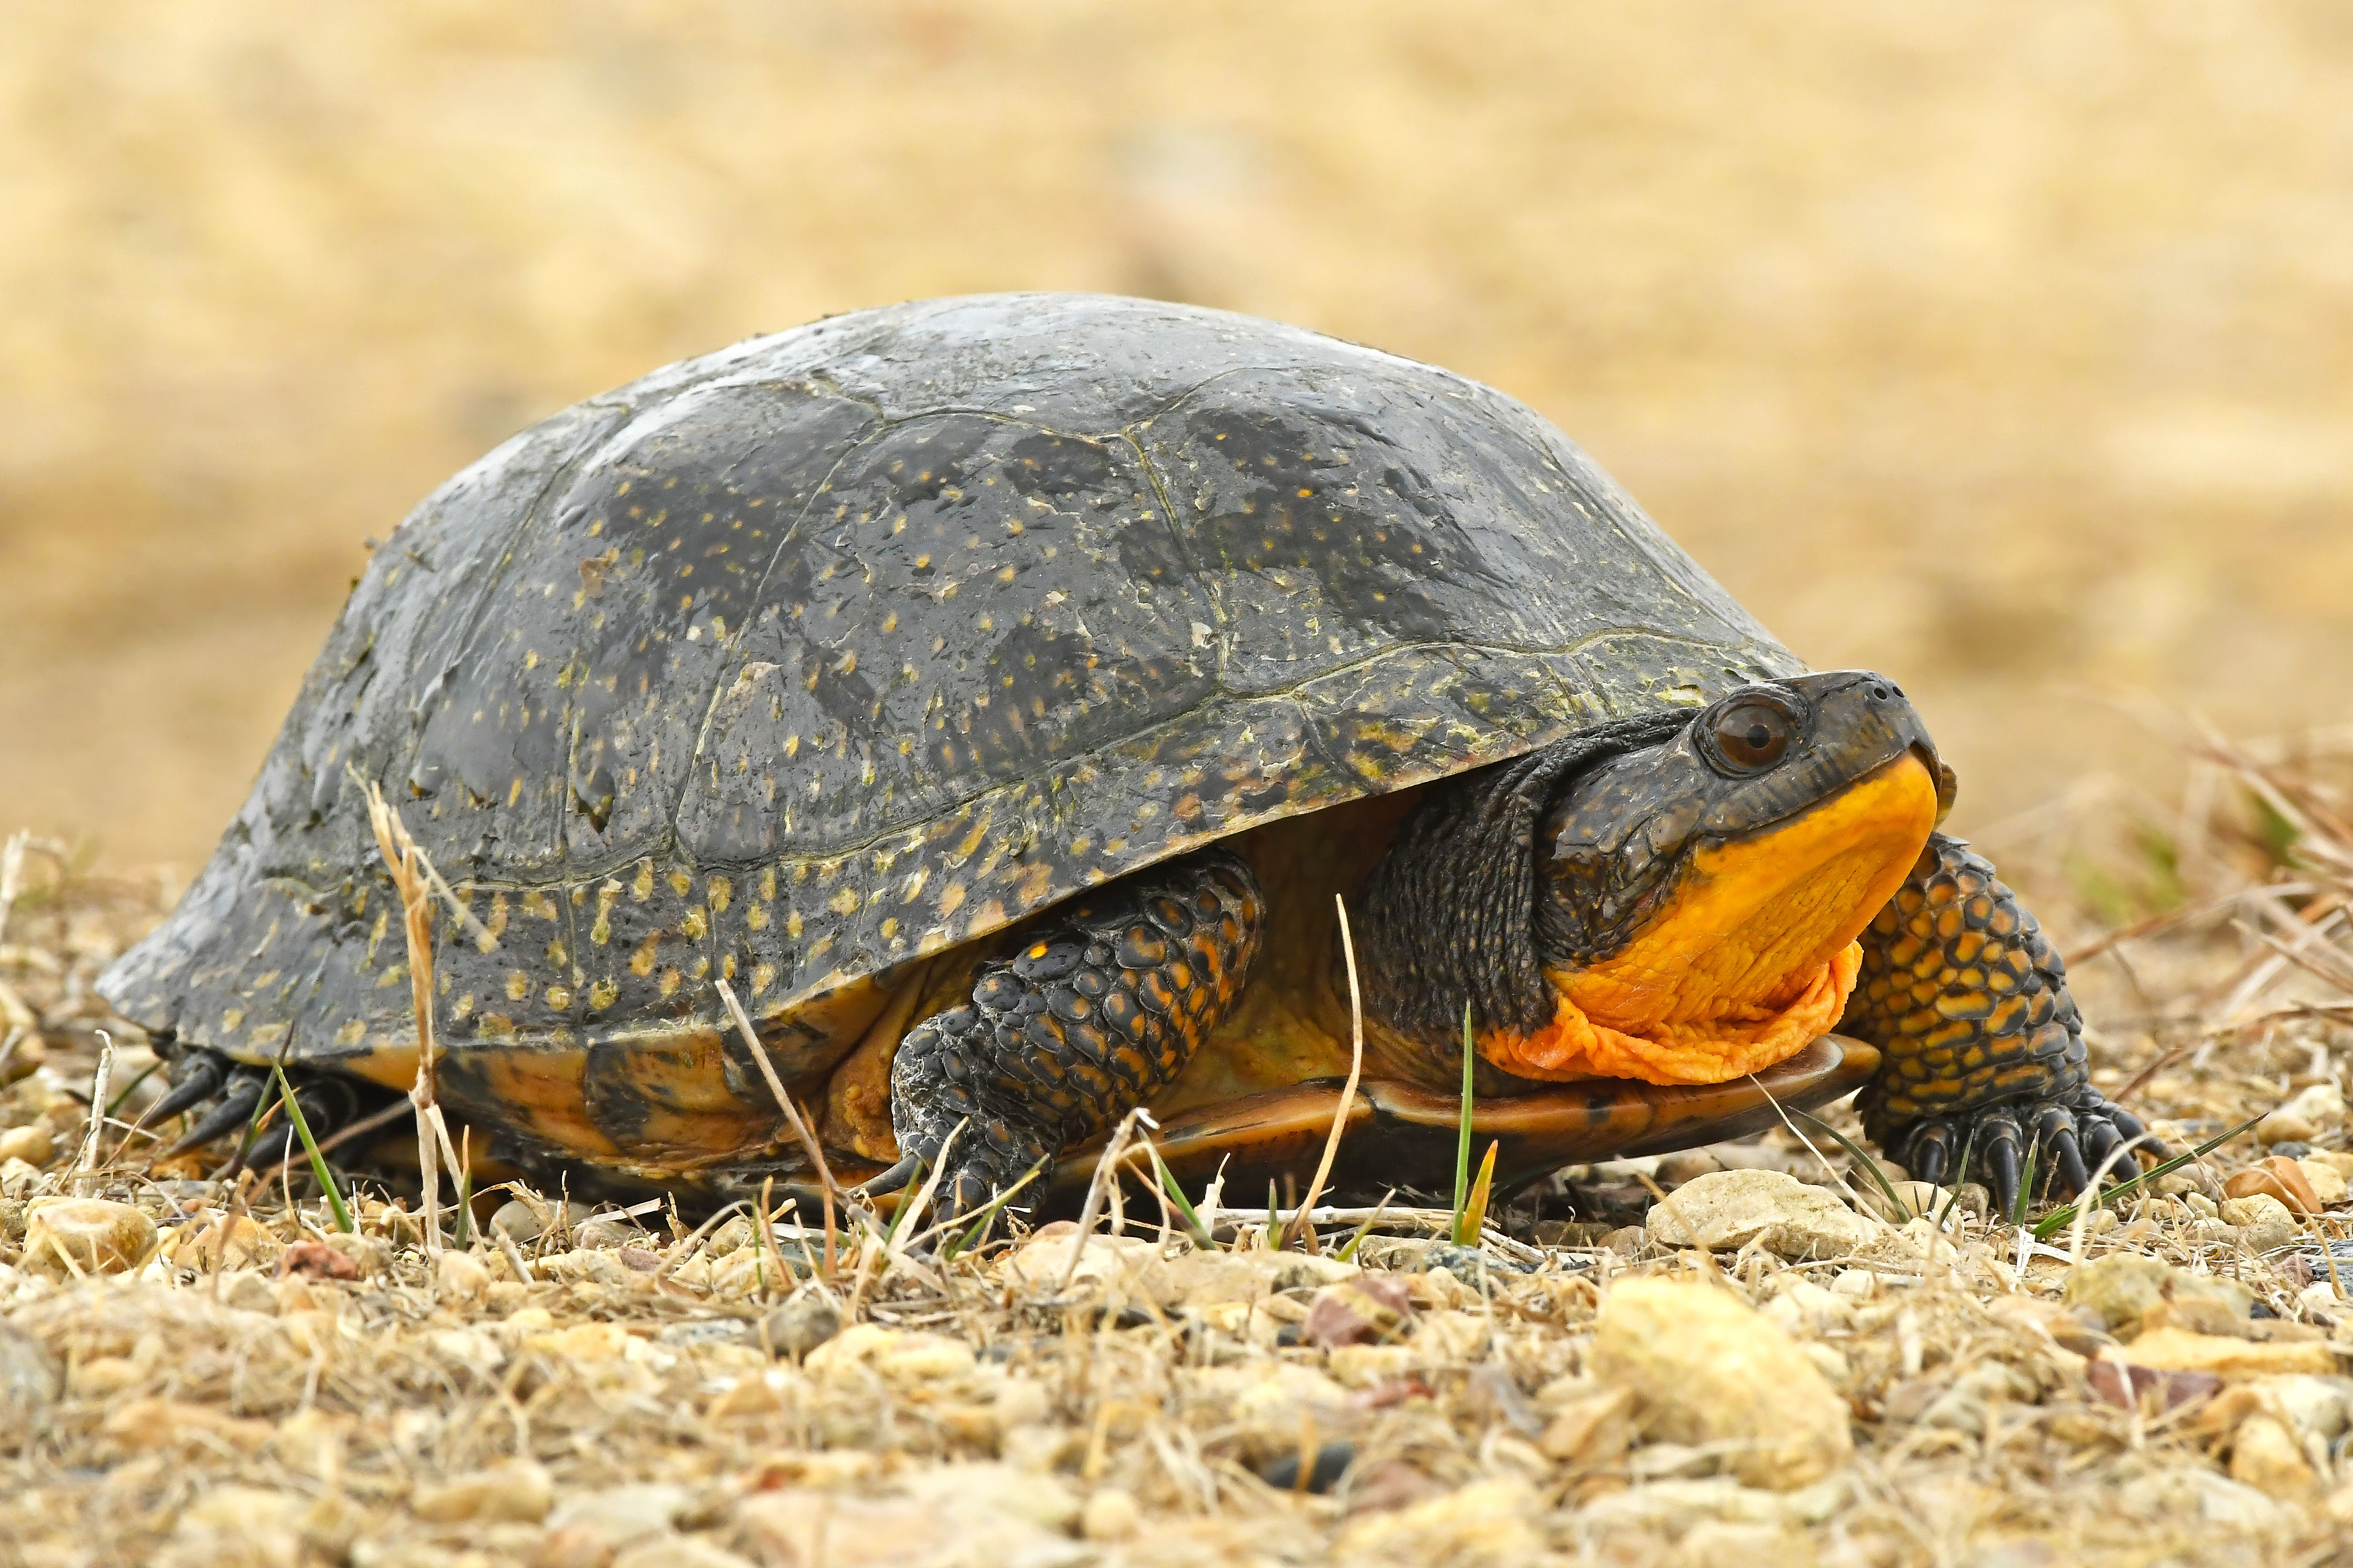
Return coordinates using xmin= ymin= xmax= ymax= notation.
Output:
xmin=102 ymin=294 xmax=1799 ymax=1083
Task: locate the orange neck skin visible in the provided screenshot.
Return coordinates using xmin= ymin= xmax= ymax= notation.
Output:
xmin=1482 ymin=752 xmax=1938 ymax=1086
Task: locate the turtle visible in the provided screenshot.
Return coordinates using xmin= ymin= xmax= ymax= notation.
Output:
xmin=101 ymin=292 xmax=2159 ymax=1222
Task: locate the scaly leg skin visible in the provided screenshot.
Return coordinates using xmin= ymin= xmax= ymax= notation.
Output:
xmin=149 ymin=1047 xmax=364 ymax=1171
xmin=1844 ymin=833 xmax=2165 ymax=1216
xmin=886 ymin=848 xmax=1264 ymax=1219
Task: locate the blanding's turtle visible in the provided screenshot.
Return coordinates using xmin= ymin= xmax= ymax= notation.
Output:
xmin=101 ymin=294 xmax=2158 ymax=1219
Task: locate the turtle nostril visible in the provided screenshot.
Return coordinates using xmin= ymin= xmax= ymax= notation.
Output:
xmin=1871 ymin=684 xmax=1891 ymax=701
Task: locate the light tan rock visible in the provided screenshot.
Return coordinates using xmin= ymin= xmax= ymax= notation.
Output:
xmin=2257 ymin=1082 xmax=2343 ymax=1145
xmin=2298 ymin=1159 xmax=2349 ymax=1207
xmin=763 ymin=1287 xmax=843 ymax=1359
xmin=613 ymin=1538 xmax=757 ymax=1568
xmin=0 ymin=1124 xmax=53 ymax=1167
xmin=1592 ymin=1276 xmax=1852 ymax=1489
xmin=2217 ymin=1193 xmax=2303 ymax=1251
xmin=1539 ymin=1385 xmax=1636 ymax=1466
xmin=2115 ymin=1328 xmax=2338 ymax=1379
xmin=2229 ymin=1414 xmax=2320 ymax=1499
xmin=23 ymin=1197 xmax=156 ymax=1275
xmin=544 ymin=1483 xmax=690 ymax=1554
xmin=805 ymin=1323 xmax=974 ymax=1385
xmin=434 ymin=1249 xmax=491 ymax=1303
xmin=735 ymin=1483 xmax=1087 ymax=1568
xmin=995 ymin=1224 xmax=1171 ymax=1297
xmin=1328 ymin=1478 xmax=1541 ymax=1567
xmin=2063 ymin=1252 xmax=2252 ymax=1332
xmin=1079 ymin=1488 xmax=1141 ymax=1542
xmin=1642 ymin=1170 xmax=1876 ymax=1260
xmin=412 ymin=1461 xmax=556 ymax=1524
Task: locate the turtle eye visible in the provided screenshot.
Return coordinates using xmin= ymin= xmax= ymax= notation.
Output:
xmin=1709 ymin=700 xmax=1794 ymax=771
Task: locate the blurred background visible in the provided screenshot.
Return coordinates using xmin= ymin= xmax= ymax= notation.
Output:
xmin=4 ymin=1 xmax=2350 ymax=879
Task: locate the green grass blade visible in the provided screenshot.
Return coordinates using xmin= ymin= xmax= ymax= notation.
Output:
xmin=271 ymin=1066 xmax=354 ymax=1234
xmin=1147 ymin=1144 xmax=1216 ymax=1248
xmin=2032 ymin=1112 xmax=2265 ymax=1239
xmin=1790 ymin=1109 xmax=1912 ymax=1223
xmin=2009 ymin=1136 xmax=2037 ymax=1228
xmin=1334 ymin=1191 xmax=1397 ymax=1263
xmin=1459 ymin=1140 xmax=1499 ymax=1246
xmin=1452 ymin=1001 xmax=1476 ymax=1244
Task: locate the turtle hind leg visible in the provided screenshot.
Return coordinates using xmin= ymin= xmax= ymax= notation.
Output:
xmin=1844 ymin=833 xmax=2165 ymax=1216
xmin=889 ymin=848 xmax=1265 ymax=1220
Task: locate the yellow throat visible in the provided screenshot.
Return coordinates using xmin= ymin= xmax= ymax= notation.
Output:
xmin=1481 ymin=751 xmax=1940 ymax=1085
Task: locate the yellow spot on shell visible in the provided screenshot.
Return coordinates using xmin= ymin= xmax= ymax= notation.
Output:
xmin=747 ymin=903 xmax=770 ymax=930
xmin=707 ymin=875 xmax=733 ymax=913
xmin=630 ymin=935 xmax=661 ymax=977
xmin=633 ymin=863 xmax=655 ymax=900
xmin=479 ymin=892 xmax=510 ymax=952
xmin=453 ymin=994 xmax=475 ymax=1020
xmin=334 ymin=1019 xmax=366 ymax=1046
xmin=221 ymin=1009 xmax=245 ymax=1032
xmin=590 ymin=979 xmax=618 ymax=1010
xmin=545 ymin=985 xmax=572 ymax=1009
xmin=939 ymin=882 xmax=966 ymax=918
xmin=506 ymin=971 xmax=532 ymax=1001
xmin=760 ymin=867 xmax=777 ymax=900
xmin=827 ymin=887 xmax=858 ymax=915
xmin=376 ymin=964 xmax=407 ymax=989
xmin=523 ymin=890 xmax=557 ymax=921
xmin=479 ymin=1014 xmax=516 ymax=1038
xmin=880 ymin=917 xmax=899 ymax=939
xmin=659 ymin=968 xmax=682 ymax=998
xmin=682 ymin=908 xmax=708 ymax=941
xmin=751 ymin=963 xmax=776 ymax=994
xmin=669 ymin=870 xmax=693 ymax=897
xmin=786 ymin=911 xmax=804 ymax=939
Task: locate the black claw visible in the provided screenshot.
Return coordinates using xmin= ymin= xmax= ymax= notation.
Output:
xmin=2108 ymin=1106 xmax=2165 ymax=1163
xmin=147 ymin=1052 xmax=230 ymax=1126
xmin=2051 ymin=1129 xmax=2091 ymax=1198
xmin=2080 ymin=1118 xmax=2123 ymax=1177
xmin=1986 ymin=1138 xmax=2022 ymax=1219
xmin=1911 ymin=1134 xmax=1948 ymax=1187
xmin=166 ymin=1075 xmax=265 ymax=1156
xmin=857 ymin=1155 xmax=921 ymax=1200
xmin=242 ymin=1118 xmax=299 ymax=1172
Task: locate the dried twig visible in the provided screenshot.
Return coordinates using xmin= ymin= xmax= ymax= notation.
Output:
xmin=361 ymin=778 xmax=456 ymax=1255
xmin=1285 ymin=895 xmax=1365 ymax=1253
xmin=73 ymin=1028 xmax=115 ymax=1193
xmin=716 ymin=976 xmax=838 ymax=1282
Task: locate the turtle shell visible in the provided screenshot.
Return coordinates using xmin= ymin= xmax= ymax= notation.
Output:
xmin=101 ymin=293 xmax=1800 ymax=1145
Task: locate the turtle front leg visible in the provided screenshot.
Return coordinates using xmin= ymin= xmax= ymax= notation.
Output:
xmin=886 ymin=848 xmax=1264 ymax=1217
xmin=1843 ymin=833 xmax=2164 ymax=1214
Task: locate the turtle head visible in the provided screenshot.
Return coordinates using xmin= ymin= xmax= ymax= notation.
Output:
xmin=1483 ymin=670 xmax=1945 ymax=1083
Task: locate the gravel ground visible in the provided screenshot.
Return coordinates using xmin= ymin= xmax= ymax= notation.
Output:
xmin=5 ymin=743 xmax=2353 ymax=1568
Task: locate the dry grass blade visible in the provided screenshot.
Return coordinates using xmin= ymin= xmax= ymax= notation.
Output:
xmin=361 ymin=777 xmax=454 ymax=1255
xmin=1062 ymin=1106 xmax=1152 ymax=1292
xmin=715 ymin=975 xmax=838 ymax=1282
xmin=1285 ymin=894 xmax=1365 ymax=1253
xmin=73 ymin=1027 xmax=115 ymax=1193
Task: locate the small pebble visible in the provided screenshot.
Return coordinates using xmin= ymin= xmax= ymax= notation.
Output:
xmin=1080 ymin=1487 xmax=1143 ymax=1541
xmin=412 ymin=1460 xmax=555 ymax=1524
xmin=763 ymin=1287 xmax=843 ymax=1359
xmin=436 ymin=1249 xmax=491 ymax=1302
xmin=0 ymin=1124 xmax=54 ymax=1167
xmin=491 ymin=1197 xmax=576 ymax=1244
xmin=23 ymin=1198 xmax=156 ymax=1276
xmin=1592 ymin=1276 xmax=1851 ymax=1489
